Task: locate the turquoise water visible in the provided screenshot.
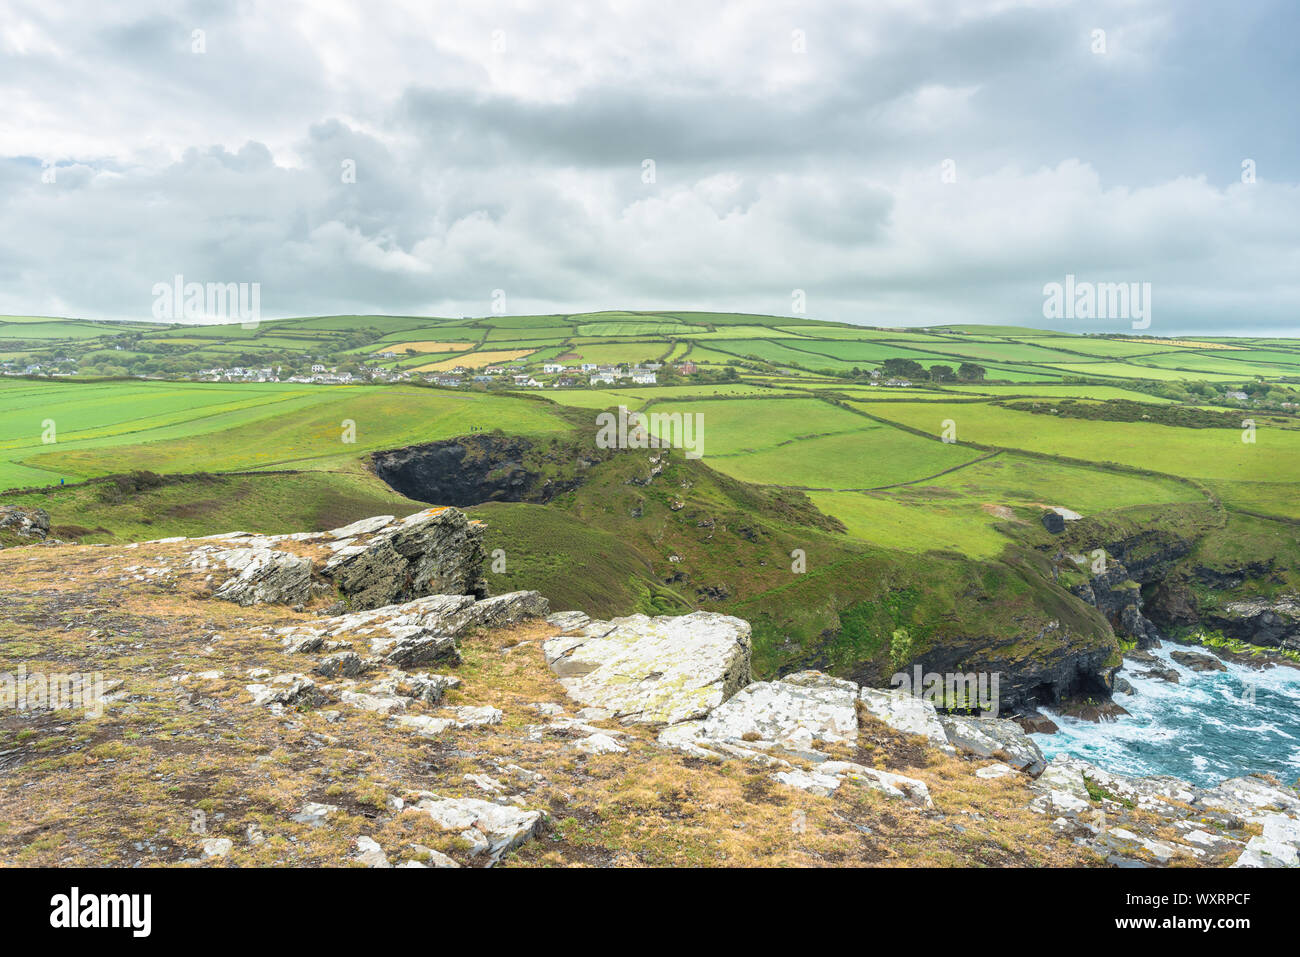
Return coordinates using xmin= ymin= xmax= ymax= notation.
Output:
xmin=1031 ymin=643 xmax=1300 ymax=788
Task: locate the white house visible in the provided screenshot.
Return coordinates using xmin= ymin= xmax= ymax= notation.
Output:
xmin=631 ymin=371 xmax=657 ymax=385
xmin=542 ymin=363 xmax=565 ymax=374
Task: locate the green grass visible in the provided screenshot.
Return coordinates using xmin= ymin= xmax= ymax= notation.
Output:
xmin=858 ymin=399 xmax=1297 ymax=483
xmin=1 ymin=380 xmax=568 ymax=489
xmin=809 ymin=453 xmax=1203 ymax=558
xmin=642 ymin=397 xmax=867 ymax=456
xmin=1 ymin=470 xmax=429 ymax=543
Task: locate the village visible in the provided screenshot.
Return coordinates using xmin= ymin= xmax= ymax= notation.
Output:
xmin=188 ymin=359 xmax=685 ymax=390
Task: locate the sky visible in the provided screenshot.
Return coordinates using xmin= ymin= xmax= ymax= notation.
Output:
xmin=1 ymin=0 xmax=1297 ymax=335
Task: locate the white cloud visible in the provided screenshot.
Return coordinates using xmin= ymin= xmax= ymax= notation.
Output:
xmin=0 ymin=0 xmax=1296 ymax=334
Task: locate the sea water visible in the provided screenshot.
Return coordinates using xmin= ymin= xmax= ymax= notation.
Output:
xmin=1032 ymin=642 xmax=1300 ymax=788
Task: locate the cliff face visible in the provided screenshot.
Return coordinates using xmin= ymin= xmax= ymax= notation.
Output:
xmin=1037 ymin=510 xmax=1300 ymax=700
xmin=371 ymin=435 xmax=590 ymax=507
xmin=1202 ymin=596 xmax=1300 ymax=651
xmin=1070 ymin=559 xmax=1163 ymax=649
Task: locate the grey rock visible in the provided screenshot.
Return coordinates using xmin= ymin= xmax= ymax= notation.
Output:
xmin=313 ymin=651 xmax=363 ymax=678
xmin=0 ymin=505 xmax=50 ymax=539
xmin=387 ymin=633 xmax=461 ymax=668
xmin=322 ymin=507 xmax=489 ymax=610
xmin=1170 ymin=649 xmax=1227 ymax=672
xmin=354 ymin=836 xmax=391 ymax=868
xmin=291 ymin=802 xmax=338 ymax=826
xmin=939 ymin=714 xmax=1047 ymax=776
xmin=206 ymin=547 xmax=313 ymax=606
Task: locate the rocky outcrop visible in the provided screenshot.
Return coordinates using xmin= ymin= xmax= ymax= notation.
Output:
xmin=893 ymin=618 xmax=1117 ymax=718
xmin=1070 ymin=558 xmax=1162 ymax=648
xmin=0 ymin=505 xmax=49 ymax=541
xmin=938 ymin=714 xmax=1047 ymax=776
xmin=178 ymin=507 xmax=491 ymax=610
xmin=277 ymin=590 xmax=549 ymax=665
xmin=658 ymin=671 xmax=935 ymax=805
xmin=323 ymin=507 xmax=489 ymax=609
xmin=543 ymin=611 xmax=752 ymax=725
xmin=1202 ymin=595 xmax=1300 ymax=652
xmin=1093 ymin=528 xmax=1196 ymax=585
xmin=1024 ymin=755 xmax=1300 ymax=868
xmin=1169 ymin=649 xmax=1227 ymax=672
xmin=410 ymin=794 xmax=545 ymax=863
xmin=858 ymin=687 xmax=949 ymax=745
xmin=203 ymin=547 xmax=314 ymax=606
xmin=660 ymin=672 xmax=860 ymax=761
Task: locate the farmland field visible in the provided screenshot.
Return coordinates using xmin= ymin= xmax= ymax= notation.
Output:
xmin=0 ymin=378 xmax=568 ymax=489
xmin=2 ymin=309 xmax=1298 ymax=567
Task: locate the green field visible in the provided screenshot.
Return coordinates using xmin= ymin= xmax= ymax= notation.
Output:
xmin=4 ymin=309 xmax=1299 ymax=563
xmin=856 ymin=399 xmax=1295 ymax=483
xmin=0 ymin=378 xmax=568 ymax=489
xmin=6 ymin=309 xmax=1300 ymax=700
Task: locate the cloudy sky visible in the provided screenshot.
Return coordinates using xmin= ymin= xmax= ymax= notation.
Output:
xmin=2 ymin=0 xmax=1297 ymax=334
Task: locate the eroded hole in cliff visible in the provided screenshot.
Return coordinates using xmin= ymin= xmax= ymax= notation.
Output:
xmin=371 ymin=433 xmax=592 ymax=507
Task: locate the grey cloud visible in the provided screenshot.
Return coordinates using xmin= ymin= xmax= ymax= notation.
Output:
xmin=0 ymin=0 xmax=1296 ymax=335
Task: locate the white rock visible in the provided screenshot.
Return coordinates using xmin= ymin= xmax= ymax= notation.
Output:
xmin=1232 ymin=834 xmax=1299 ymax=868
xmin=774 ymin=768 xmax=842 ymax=796
xmin=464 ymin=773 xmax=507 ymax=793
xmin=408 ymin=844 xmax=460 ymax=868
xmin=340 ymin=690 xmax=409 ymax=714
xmin=975 ymin=762 xmax=1019 ymax=780
xmin=395 ymin=715 xmax=456 ymax=737
xmin=291 ymin=802 xmax=338 ymax=826
xmin=773 ymin=761 xmax=933 ymax=806
xmin=660 ymin=672 xmax=856 ymax=758
xmin=858 ymin=687 xmax=948 ymax=745
xmin=822 ymin=762 xmax=934 ymax=807
xmin=200 ymin=838 xmax=232 ymax=859
xmin=938 ymin=715 xmax=1047 ymax=776
xmin=573 ymin=733 xmax=627 ymax=755
xmin=543 ymin=611 xmax=752 ymax=725
xmin=354 ymin=836 xmax=391 ymax=868
xmin=447 ymin=705 xmax=502 ymax=728
xmin=414 ymin=797 xmax=544 ymax=863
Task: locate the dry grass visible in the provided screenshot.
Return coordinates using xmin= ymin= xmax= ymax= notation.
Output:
xmin=413 ymin=350 xmax=536 ymax=372
xmin=0 ymin=540 xmax=1102 ymax=868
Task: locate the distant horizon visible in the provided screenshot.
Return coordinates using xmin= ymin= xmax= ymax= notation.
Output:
xmin=2 ymin=311 xmax=1291 ymax=340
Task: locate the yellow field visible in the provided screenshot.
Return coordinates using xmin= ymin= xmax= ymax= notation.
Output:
xmin=1128 ymin=338 xmax=1242 ymax=350
xmin=378 ymin=341 xmax=474 ymax=354
xmin=413 ymin=349 xmax=535 ymax=371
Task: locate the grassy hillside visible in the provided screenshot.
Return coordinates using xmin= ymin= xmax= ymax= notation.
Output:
xmin=4 ymin=309 xmax=1300 ymax=703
